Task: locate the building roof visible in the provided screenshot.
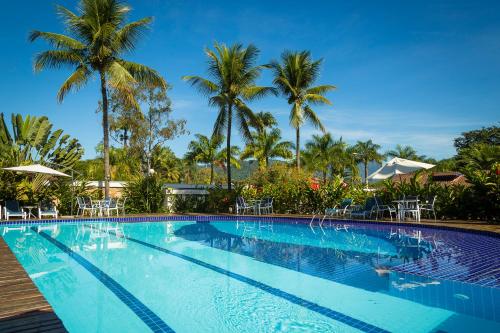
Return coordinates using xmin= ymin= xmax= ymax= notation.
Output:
xmin=392 ymin=171 xmax=469 ymax=186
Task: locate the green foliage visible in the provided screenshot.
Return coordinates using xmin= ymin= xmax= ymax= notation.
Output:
xmin=171 ymin=194 xmax=207 ymax=213
xmin=240 ymin=112 xmax=293 ymax=169
xmin=269 ymin=50 xmax=335 ymax=168
xmin=124 ymin=175 xmax=166 ymax=213
xmin=0 ymin=113 xmax=84 ymax=204
xmin=206 ymin=184 xmax=244 ymax=213
xmin=184 ymin=42 xmax=275 ymax=189
xmin=30 ymin=0 xmax=167 ymax=196
xmin=241 ymin=164 xmax=367 ymax=214
xmin=378 ymin=164 xmax=499 ymax=221
xmin=454 ymin=125 xmax=499 ymax=151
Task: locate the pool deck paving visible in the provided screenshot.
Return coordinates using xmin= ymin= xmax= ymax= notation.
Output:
xmin=0 ymin=237 xmax=68 ymax=333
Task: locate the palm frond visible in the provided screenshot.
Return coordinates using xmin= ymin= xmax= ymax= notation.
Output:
xmin=119 ymin=60 xmax=166 ymax=89
xmin=304 ymin=93 xmax=332 ymax=105
xmin=183 ymin=75 xmax=219 ymax=96
xmin=306 ymin=84 xmax=336 ymax=95
xmin=33 ymin=50 xmax=83 ymax=72
xmin=115 ymin=17 xmax=153 ymax=52
xmin=29 ymin=31 xmax=85 ymax=50
xmin=303 ymin=105 xmax=326 ymax=132
xmin=57 ymin=66 xmax=92 ymax=102
xmin=241 ymin=86 xmax=277 ymax=100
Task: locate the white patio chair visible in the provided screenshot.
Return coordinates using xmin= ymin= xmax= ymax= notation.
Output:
xmin=258 ymin=197 xmax=273 ymax=215
xmin=235 ymin=197 xmax=257 ymax=215
xmin=38 ymin=201 xmax=58 ymax=219
xmin=3 ymin=200 xmax=27 ymax=220
xmin=419 ymin=195 xmax=437 ymax=221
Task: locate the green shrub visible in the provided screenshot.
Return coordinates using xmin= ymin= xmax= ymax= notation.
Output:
xmin=171 ymin=194 xmax=207 ymax=213
xmin=124 ymin=175 xmax=166 ymax=213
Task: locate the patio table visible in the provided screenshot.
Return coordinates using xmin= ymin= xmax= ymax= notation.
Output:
xmin=22 ymin=205 xmax=38 ymax=219
xmin=392 ymin=199 xmax=420 ymax=222
xmin=248 ymin=199 xmax=263 ymax=215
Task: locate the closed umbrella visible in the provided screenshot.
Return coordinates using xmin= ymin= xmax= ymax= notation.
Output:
xmin=367 ymin=157 xmax=435 ymax=181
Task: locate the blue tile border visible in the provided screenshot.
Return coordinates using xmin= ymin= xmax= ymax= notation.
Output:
xmin=34 ymin=228 xmax=175 ymax=333
xmin=1 ymin=214 xmax=498 ymax=238
xmin=104 ymin=227 xmax=389 ymax=333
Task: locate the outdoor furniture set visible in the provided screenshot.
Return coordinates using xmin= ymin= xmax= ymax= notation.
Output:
xmin=1 ymin=200 xmax=58 ymax=220
xmin=76 ymin=197 xmax=127 ymax=217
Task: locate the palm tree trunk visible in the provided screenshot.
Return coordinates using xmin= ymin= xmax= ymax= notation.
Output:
xmin=226 ymin=104 xmax=232 ymax=191
xmin=296 ymin=127 xmax=300 ymax=170
xmin=210 ymin=162 xmax=214 ymax=184
xmin=364 ymin=161 xmax=368 ymax=187
xmin=265 ymin=156 xmax=269 ymax=169
xmin=100 ymin=72 xmax=110 ymax=198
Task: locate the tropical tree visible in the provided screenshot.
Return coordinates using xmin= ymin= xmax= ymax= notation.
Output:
xmin=329 ymin=140 xmax=360 ymax=181
xmin=304 ymin=133 xmax=334 ymax=182
xmin=241 ymin=129 xmax=293 ymax=170
xmin=386 ymin=144 xmax=421 ymax=160
xmin=185 ymin=134 xmax=225 ymax=184
xmin=240 ymin=112 xmax=293 ymax=169
xmin=184 ymin=43 xmax=274 ymax=190
xmin=269 ymin=50 xmax=335 ymax=169
xmin=353 ymin=140 xmax=383 ymax=186
xmin=30 ymin=0 xmax=166 ymax=197
xmin=0 ymin=113 xmax=84 ymax=201
xmin=0 ymin=113 xmax=83 ymax=168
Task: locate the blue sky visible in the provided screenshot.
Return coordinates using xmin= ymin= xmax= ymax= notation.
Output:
xmin=1 ymin=0 xmax=499 ymax=160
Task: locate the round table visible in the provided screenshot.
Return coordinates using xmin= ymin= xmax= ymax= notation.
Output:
xmin=23 ymin=205 xmax=38 ymax=219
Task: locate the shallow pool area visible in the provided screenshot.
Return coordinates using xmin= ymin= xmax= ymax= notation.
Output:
xmin=2 ymin=218 xmax=499 ymax=332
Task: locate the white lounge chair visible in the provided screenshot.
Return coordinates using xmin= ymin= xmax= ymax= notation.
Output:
xmin=38 ymin=202 xmax=58 ymax=219
xmin=3 ymin=200 xmax=27 ymax=220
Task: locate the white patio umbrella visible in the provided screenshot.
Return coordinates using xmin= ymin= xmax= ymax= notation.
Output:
xmin=367 ymin=157 xmax=435 ymax=181
xmin=2 ymin=164 xmax=74 ymax=216
xmin=2 ymin=164 xmax=70 ymax=177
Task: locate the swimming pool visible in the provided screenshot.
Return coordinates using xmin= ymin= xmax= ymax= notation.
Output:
xmin=2 ymin=217 xmax=499 ymax=332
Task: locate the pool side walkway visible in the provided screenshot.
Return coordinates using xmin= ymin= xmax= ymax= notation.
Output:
xmin=0 ymin=237 xmax=68 ymax=333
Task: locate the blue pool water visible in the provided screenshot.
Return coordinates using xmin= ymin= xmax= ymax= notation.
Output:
xmin=2 ymin=219 xmax=499 ymax=332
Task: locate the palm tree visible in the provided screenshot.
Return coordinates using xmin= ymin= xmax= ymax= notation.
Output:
xmin=241 ymin=112 xmax=293 ymax=169
xmin=241 ymin=128 xmax=293 ymax=169
xmin=30 ymin=0 xmax=166 ymax=197
xmin=185 ymin=134 xmax=224 ymax=184
xmin=386 ymin=144 xmax=425 ymax=160
xmin=269 ymin=50 xmax=335 ymax=169
xmin=184 ymin=43 xmax=274 ymax=190
xmin=252 ymin=111 xmax=277 ymax=132
xmin=304 ymin=133 xmax=334 ymax=182
xmin=353 ymin=140 xmax=383 ymax=186
xmin=329 ymin=140 xmax=360 ymax=181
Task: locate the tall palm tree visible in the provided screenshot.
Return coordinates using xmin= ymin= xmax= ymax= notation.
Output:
xmin=353 ymin=140 xmax=383 ymax=186
xmin=185 ymin=134 xmax=224 ymax=184
xmin=269 ymin=50 xmax=335 ymax=169
xmin=30 ymin=0 xmax=166 ymax=197
xmin=386 ymin=144 xmax=420 ymax=160
xmin=183 ymin=43 xmax=274 ymax=190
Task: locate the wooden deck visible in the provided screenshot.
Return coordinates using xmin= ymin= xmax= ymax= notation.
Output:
xmin=0 ymin=237 xmax=67 ymax=333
